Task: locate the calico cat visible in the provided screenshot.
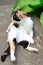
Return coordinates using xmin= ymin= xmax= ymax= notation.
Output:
xmin=1 ymin=12 xmax=38 ymax=62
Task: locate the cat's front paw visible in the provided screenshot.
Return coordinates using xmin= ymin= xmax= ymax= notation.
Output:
xmin=11 ymin=56 xmax=16 ymax=62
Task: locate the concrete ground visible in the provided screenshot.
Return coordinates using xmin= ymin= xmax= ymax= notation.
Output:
xmin=0 ymin=1 xmax=43 ymax=65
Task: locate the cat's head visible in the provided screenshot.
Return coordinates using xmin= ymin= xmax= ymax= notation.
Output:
xmin=12 ymin=12 xmax=21 ymax=22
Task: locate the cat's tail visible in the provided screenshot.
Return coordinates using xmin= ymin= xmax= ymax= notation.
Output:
xmin=26 ymin=46 xmax=38 ymax=53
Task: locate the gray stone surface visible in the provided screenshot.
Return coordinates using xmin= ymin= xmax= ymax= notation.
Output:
xmin=0 ymin=0 xmax=16 ymax=5
xmin=0 ymin=4 xmax=43 ymax=65
xmin=32 ymin=16 xmax=43 ymax=41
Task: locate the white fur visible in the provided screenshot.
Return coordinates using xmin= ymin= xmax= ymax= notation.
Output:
xmin=16 ymin=29 xmax=34 ymax=44
xmin=26 ymin=45 xmax=38 ymax=52
xmin=7 ymin=26 xmax=18 ymax=44
xmin=10 ymin=49 xmax=16 ymax=61
xmin=19 ymin=17 xmax=34 ymax=33
xmin=7 ymin=25 xmax=34 ymax=44
xmin=7 ymin=17 xmax=38 ymax=61
xmin=7 ymin=17 xmax=34 ymax=44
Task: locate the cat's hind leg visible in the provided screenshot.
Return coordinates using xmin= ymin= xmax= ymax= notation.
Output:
xmin=26 ymin=44 xmax=38 ymax=53
xmin=10 ymin=41 xmax=16 ymax=62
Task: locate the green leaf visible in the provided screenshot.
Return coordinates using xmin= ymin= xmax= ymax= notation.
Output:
xmin=40 ymin=12 xmax=43 ymax=27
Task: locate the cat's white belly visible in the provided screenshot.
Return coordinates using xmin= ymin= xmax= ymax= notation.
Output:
xmin=19 ymin=17 xmax=34 ymax=33
xmin=16 ymin=29 xmax=34 ymax=44
xmin=7 ymin=17 xmax=34 ymax=44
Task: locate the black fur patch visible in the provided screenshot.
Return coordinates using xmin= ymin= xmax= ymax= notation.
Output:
xmin=13 ymin=38 xmax=17 ymax=45
xmin=1 ymin=46 xmax=10 ymax=62
xmin=18 ymin=41 xmax=29 ymax=48
xmin=13 ymin=23 xmax=19 ymax=28
xmin=13 ymin=13 xmax=21 ymax=21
